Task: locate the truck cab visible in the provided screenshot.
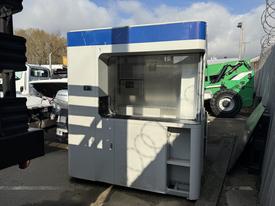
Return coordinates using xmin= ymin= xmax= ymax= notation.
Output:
xmin=15 ymin=64 xmax=50 ymax=95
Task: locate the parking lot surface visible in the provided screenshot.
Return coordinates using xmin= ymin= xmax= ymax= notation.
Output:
xmin=0 ymin=117 xmax=257 ymax=206
xmin=0 ymin=128 xmax=193 ymax=206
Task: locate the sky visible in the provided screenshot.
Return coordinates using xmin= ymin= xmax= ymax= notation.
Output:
xmin=13 ymin=0 xmax=266 ymax=58
xmin=92 ymin=0 xmax=264 ymax=14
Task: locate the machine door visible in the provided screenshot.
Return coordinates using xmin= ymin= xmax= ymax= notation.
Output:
xmin=114 ymin=119 xmax=167 ymax=193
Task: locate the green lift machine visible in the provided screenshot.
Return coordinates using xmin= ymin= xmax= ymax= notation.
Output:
xmin=204 ymin=60 xmax=254 ymax=117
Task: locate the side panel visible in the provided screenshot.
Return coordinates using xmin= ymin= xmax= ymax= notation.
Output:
xmin=68 ymin=46 xmax=116 ymax=182
xmin=189 ymin=124 xmax=203 ymax=200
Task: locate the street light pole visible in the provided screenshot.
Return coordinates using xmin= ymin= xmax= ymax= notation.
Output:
xmin=237 ymin=22 xmax=244 ymax=60
xmin=48 ymin=51 xmax=53 ymax=75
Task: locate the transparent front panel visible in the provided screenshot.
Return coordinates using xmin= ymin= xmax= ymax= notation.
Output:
xmin=99 ymin=53 xmax=202 ymax=120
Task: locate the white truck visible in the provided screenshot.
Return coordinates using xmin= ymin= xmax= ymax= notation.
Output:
xmin=30 ymin=79 xmax=68 ymax=141
xmin=15 ymin=64 xmax=50 ymax=95
xmin=0 ymin=64 xmax=67 ymax=128
xmin=13 ymin=64 xmax=53 ymax=128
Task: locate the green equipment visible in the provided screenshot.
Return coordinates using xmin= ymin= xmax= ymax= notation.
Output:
xmin=204 ymin=60 xmax=254 ymax=117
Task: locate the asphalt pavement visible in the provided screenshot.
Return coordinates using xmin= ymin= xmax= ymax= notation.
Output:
xmin=0 ymin=117 xmax=257 ymax=206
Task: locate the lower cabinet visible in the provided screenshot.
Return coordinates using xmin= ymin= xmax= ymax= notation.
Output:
xmin=69 ymin=117 xmax=204 ymax=200
xmin=113 ymin=119 xmax=203 ymax=200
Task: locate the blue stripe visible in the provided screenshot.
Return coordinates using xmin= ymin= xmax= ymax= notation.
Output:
xmin=67 ymin=21 xmax=206 ymax=47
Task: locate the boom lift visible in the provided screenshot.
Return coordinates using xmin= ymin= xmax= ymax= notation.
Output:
xmin=204 ymin=60 xmax=254 ymax=117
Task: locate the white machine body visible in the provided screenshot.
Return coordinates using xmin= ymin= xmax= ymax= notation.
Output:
xmin=67 ymin=21 xmax=207 ymax=200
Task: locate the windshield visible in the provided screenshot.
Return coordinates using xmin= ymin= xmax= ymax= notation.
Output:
xmin=30 ymin=67 xmax=50 ymax=79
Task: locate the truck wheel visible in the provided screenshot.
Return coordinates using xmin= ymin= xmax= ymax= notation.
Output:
xmin=210 ymin=89 xmax=242 ymax=118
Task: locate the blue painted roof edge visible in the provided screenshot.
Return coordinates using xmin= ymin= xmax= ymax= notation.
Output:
xmin=67 ymin=21 xmax=207 ymax=47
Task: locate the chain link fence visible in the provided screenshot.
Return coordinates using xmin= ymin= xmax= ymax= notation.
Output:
xmin=261 ymin=0 xmax=275 ymax=56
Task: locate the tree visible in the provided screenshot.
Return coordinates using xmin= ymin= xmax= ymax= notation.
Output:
xmin=15 ymin=28 xmax=66 ymax=65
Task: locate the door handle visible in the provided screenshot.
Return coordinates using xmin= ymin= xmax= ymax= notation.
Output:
xmin=109 ymin=143 xmax=113 ymax=151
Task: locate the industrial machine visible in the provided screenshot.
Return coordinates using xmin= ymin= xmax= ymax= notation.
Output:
xmin=0 ymin=0 xmax=44 ymax=169
xmin=67 ymin=21 xmax=207 ymax=200
xmin=204 ymin=60 xmax=254 ymax=117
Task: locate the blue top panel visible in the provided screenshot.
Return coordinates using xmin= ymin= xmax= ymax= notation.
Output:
xmin=67 ymin=21 xmax=206 ymax=47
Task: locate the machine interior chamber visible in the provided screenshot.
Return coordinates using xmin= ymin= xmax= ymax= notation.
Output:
xmin=98 ymin=53 xmax=202 ymax=121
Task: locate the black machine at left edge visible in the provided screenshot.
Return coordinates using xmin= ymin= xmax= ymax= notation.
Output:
xmin=0 ymin=0 xmax=44 ymax=169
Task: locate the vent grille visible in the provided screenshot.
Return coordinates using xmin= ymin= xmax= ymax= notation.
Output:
xmin=0 ymin=33 xmax=27 ymax=71
xmin=0 ymin=97 xmax=29 ymax=137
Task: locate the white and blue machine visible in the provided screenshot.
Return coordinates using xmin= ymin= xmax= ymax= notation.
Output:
xmin=67 ymin=21 xmax=207 ymax=200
